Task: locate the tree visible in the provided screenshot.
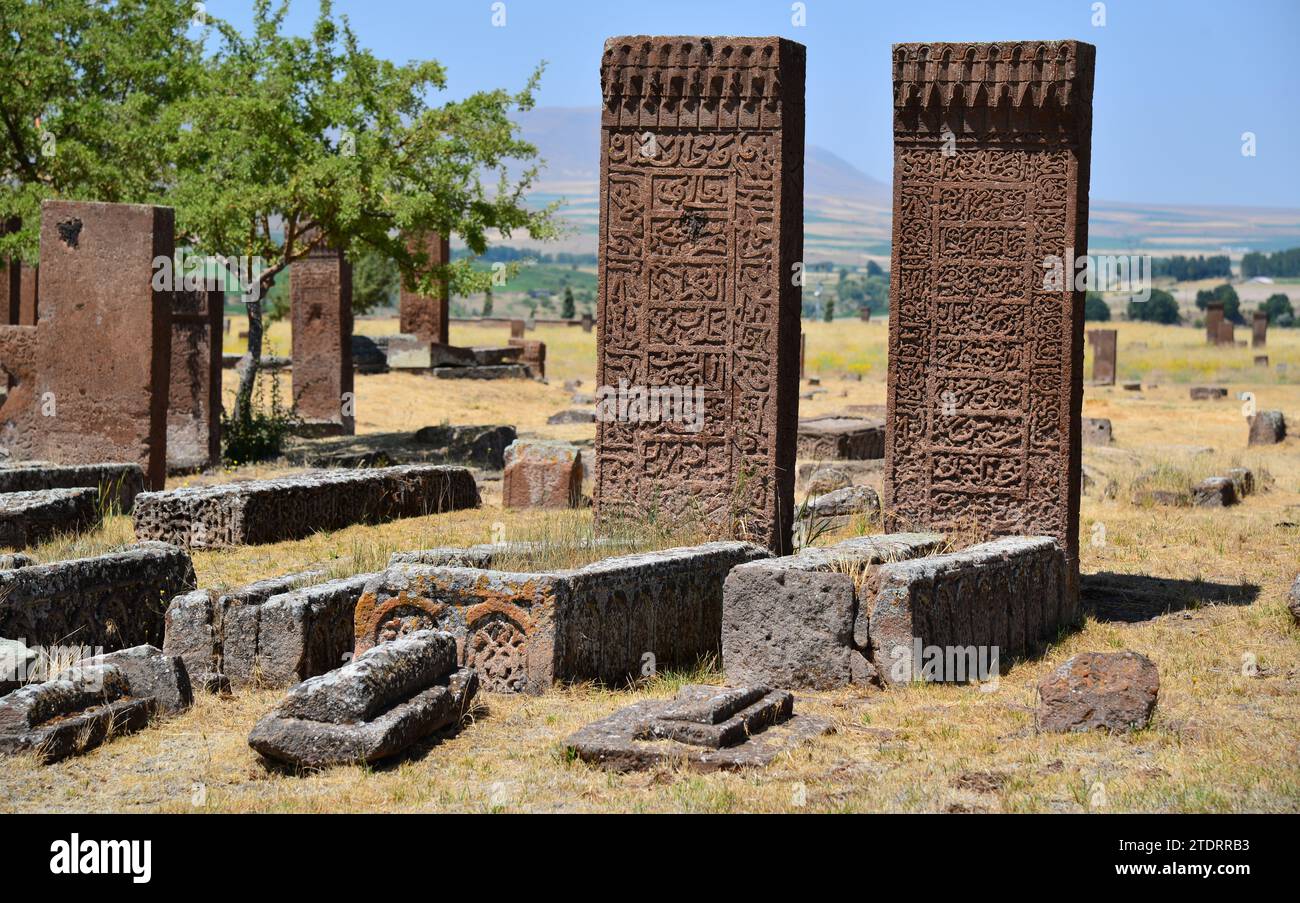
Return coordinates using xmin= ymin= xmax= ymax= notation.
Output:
xmin=822 ymin=295 xmax=834 ymax=322
xmin=482 ymin=284 xmax=493 ymax=317
xmin=1127 ymin=288 xmax=1180 ymax=324
xmin=0 ymin=0 xmax=205 ymax=261
xmin=1195 ymin=283 xmax=1243 ymax=324
xmin=351 ymin=247 xmax=399 ymax=315
xmin=1260 ymin=292 xmax=1294 ymax=327
xmin=1084 ymin=292 xmax=1111 ymax=322
xmin=166 ymin=0 xmax=559 ymax=433
xmin=561 ymin=285 xmax=575 ymax=319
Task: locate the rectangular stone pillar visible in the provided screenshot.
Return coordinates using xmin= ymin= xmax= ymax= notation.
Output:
xmin=0 ymin=201 xmax=173 ymax=488
xmin=1205 ymin=302 xmax=1224 ymax=345
xmin=398 ymin=232 xmax=450 ymax=345
xmin=595 ymin=36 xmax=806 ymax=554
xmin=167 ymin=287 xmax=223 ymax=471
xmin=885 ymin=41 xmax=1095 ymax=590
xmin=291 ymin=245 xmax=354 ymax=435
xmin=1217 ymin=320 xmax=1235 ymax=346
xmin=17 ymin=265 xmax=37 ymax=325
xmin=1252 ymin=311 xmax=1268 ymax=348
xmin=1088 ymin=328 xmax=1116 ymax=385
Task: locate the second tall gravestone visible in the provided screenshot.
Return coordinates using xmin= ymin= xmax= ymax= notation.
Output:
xmin=399 ymin=232 xmax=451 ymax=345
xmin=1088 ymin=328 xmax=1116 ymax=385
xmin=291 ymin=243 xmax=354 ymax=436
xmin=885 ymin=41 xmax=1095 ymax=590
xmin=594 ymin=36 xmax=806 ymax=554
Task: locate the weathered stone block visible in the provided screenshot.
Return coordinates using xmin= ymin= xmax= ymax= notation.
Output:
xmin=1082 ymin=417 xmax=1113 ymax=447
xmin=352 ymin=334 xmax=389 ymax=373
xmin=432 ymin=364 xmax=529 ymax=380
xmin=1037 ymin=651 xmax=1158 ymax=733
xmin=502 ymin=440 xmax=582 ymax=509
xmin=133 ymin=464 xmax=480 ymax=548
xmin=283 ymin=424 xmax=516 ymax=470
xmin=885 ymin=41 xmax=1094 ymax=588
xmin=547 ymin=408 xmax=596 ymax=425
xmin=595 ymin=36 xmax=805 ymax=555
xmin=291 ymin=243 xmax=353 ymax=434
xmin=167 ymin=287 xmax=223 ymax=472
xmin=0 ymin=542 xmax=195 ymax=650
xmin=507 ymin=338 xmax=546 ymax=379
xmin=1248 ymin=410 xmax=1286 ymax=446
xmin=248 ymin=630 xmax=477 ymax=768
xmin=1189 ymin=385 xmax=1228 ymax=400
xmin=1288 ymin=575 xmax=1300 ymax=626
xmin=867 ymin=537 xmax=1070 ymax=685
xmin=1205 ymin=302 xmax=1224 ymax=345
xmin=723 ymin=533 xmax=940 ymax=689
xmin=796 ymin=459 xmax=883 ymax=495
xmin=0 ymin=201 xmax=174 ymax=488
xmin=1191 ymin=477 xmax=1237 ymax=507
xmin=398 ymin=233 xmax=451 ymax=345
xmin=1087 ymin=329 xmax=1117 ymax=385
xmin=1225 ymin=467 xmax=1255 ymax=499
xmin=354 ymin=541 xmax=770 ymax=693
xmin=0 ymin=462 xmax=144 ymax=512
xmin=802 ymin=485 xmax=880 ymax=520
xmin=0 ymin=487 xmax=99 ymax=548
xmin=565 ymin=684 xmax=829 ymax=772
xmin=1252 ymin=311 xmax=1268 ymax=348
xmin=0 ymin=637 xmax=36 ymax=694
xmin=0 ymin=644 xmax=190 ymax=763
xmin=797 ymin=417 xmax=885 ymax=460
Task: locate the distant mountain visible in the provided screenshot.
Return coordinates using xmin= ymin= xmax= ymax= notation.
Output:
xmin=502 ymin=107 xmax=1300 ymax=263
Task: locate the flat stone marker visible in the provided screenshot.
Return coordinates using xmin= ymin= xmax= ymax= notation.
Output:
xmin=0 ymin=644 xmax=191 ymax=763
xmin=248 ymin=630 xmax=477 ymax=768
xmin=565 ymin=683 xmax=830 ymax=772
xmin=168 ymin=287 xmax=223 ymax=472
xmin=1037 ymin=651 xmax=1158 ymax=733
xmin=1189 ymin=385 xmax=1228 ymax=400
xmin=547 ymin=408 xmax=596 ymax=425
xmin=133 ymin=464 xmax=480 ymax=548
xmin=432 ymin=364 xmax=529 ymax=380
xmin=0 ymin=487 xmax=98 ymax=548
xmin=502 ymin=440 xmax=582 ymax=509
xmin=1087 ymin=328 xmax=1116 ymax=385
xmin=1247 ymin=410 xmax=1286 ymax=446
xmin=291 ymin=242 xmax=354 ymax=435
xmin=399 ymin=232 xmax=451 ymax=345
xmin=0 ymin=201 xmax=174 ymax=488
xmin=595 ymin=36 xmax=806 ymax=555
xmin=885 ymin=41 xmax=1095 ymax=590
xmin=797 ymin=416 xmax=884 ymax=460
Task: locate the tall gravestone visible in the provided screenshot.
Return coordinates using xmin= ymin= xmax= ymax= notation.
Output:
xmin=291 ymin=244 xmax=354 ymax=435
xmin=884 ymin=41 xmax=1095 ymax=590
xmin=1088 ymin=328 xmax=1116 ymax=385
xmin=595 ymin=36 xmax=806 ymax=554
xmin=0 ymin=201 xmax=173 ymax=488
xmin=1252 ymin=311 xmax=1268 ymax=348
xmin=1217 ymin=320 xmax=1235 ymax=346
xmin=399 ymin=232 xmax=451 ymax=345
xmin=1205 ymin=301 xmax=1224 ymax=345
xmin=167 ymin=287 xmax=223 ymax=471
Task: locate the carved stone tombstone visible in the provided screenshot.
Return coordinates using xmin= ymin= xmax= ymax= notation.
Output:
xmin=884 ymin=41 xmax=1095 ymax=591
xmin=1252 ymin=311 xmax=1268 ymax=348
xmin=1217 ymin=319 xmax=1235 ymax=346
xmin=1087 ymin=328 xmax=1116 ymax=385
xmin=595 ymin=36 xmax=806 ymax=554
xmin=398 ymin=232 xmax=451 ymax=345
xmin=167 ymin=287 xmax=223 ymax=471
xmin=0 ymin=201 xmax=174 ymax=489
xmin=290 ymin=243 xmax=354 ymax=435
xmin=1205 ymin=301 xmax=1224 ymax=345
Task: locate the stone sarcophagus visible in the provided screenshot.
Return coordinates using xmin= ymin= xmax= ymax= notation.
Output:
xmin=885 ymin=41 xmax=1095 ymax=587
xmin=595 ymin=36 xmax=806 ymax=554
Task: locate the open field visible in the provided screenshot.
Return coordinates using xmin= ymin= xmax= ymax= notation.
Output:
xmin=1 ymin=319 xmax=1297 ymax=813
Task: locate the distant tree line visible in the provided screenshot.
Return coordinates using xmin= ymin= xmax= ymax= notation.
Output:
xmin=461 ymin=246 xmax=598 ymax=266
xmin=1150 ymin=254 xmax=1232 ymax=281
xmin=1241 ymin=247 xmax=1300 ymax=279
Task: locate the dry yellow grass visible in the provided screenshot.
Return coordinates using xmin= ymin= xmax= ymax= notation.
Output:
xmin=2 ymin=317 xmax=1297 ymax=813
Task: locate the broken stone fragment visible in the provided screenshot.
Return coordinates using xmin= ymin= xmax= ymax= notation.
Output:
xmin=501 ymin=440 xmax=582 ymax=509
xmin=1191 ymin=477 xmax=1237 ymax=507
xmin=802 ymin=485 xmax=880 ymax=520
xmin=248 ymin=630 xmax=476 ymax=768
xmin=1037 ymin=651 xmax=1159 ymax=733
xmin=1247 ymin=410 xmax=1287 ymax=446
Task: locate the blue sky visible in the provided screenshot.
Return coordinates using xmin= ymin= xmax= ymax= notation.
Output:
xmin=212 ymin=0 xmax=1300 ymax=208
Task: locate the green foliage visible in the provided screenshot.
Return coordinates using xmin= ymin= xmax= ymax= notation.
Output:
xmin=1151 ymin=254 xmax=1232 ymax=281
xmin=1128 ymin=288 xmax=1180 ymax=324
xmin=1195 ymin=283 xmax=1243 ymax=323
xmin=822 ymin=295 xmax=835 ymax=322
xmin=1084 ymin=292 xmax=1111 ymax=322
xmin=220 ymin=368 xmax=300 ymax=465
xmin=0 ymin=0 xmax=205 ymax=261
xmin=1260 ymin=292 xmax=1294 ymax=327
xmin=561 ymin=285 xmax=575 ymax=319
xmin=1242 ymin=246 xmax=1300 ymax=279
xmin=481 ymin=285 xmax=493 ymax=317
xmin=351 ymin=246 xmax=398 ymax=314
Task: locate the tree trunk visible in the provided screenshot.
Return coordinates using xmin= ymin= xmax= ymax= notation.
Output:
xmin=233 ymin=297 xmax=265 ymax=428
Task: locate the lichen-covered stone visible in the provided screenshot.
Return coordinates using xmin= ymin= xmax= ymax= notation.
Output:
xmin=1248 ymin=410 xmax=1286 ymax=446
xmin=354 ymin=541 xmax=770 ymax=693
xmin=134 ymin=464 xmax=480 ymax=548
xmin=0 ymin=487 xmax=99 ymax=548
xmin=0 ymin=542 xmax=195 ymax=650
xmin=247 ymin=630 xmax=476 ymax=768
xmin=802 ymin=485 xmax=880 ymax=520
xmin=502 ymin=440 xmax=582 ymax=509
xmin=0 ymin=462 xmax=144 ymax=512
xmin=565 ymin=684 xmax=830 ymax=772
xmin=1191 ymin=477 xmax=1237 ymax=507
xmin=1037 ymin=651 xmax=1158 ymax=733
xmin=723 ymin=533 xmax=940 ymax=689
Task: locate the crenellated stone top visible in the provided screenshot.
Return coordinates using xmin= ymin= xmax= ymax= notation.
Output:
xmin=601 ymin=36 xmax=805 ymax=129
xmin=893 ymin=40 xmax=1095 ymax=112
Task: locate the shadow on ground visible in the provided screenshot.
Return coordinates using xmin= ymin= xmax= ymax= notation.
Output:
xmin=1082 ymin=572 xmax=1259 ymax=623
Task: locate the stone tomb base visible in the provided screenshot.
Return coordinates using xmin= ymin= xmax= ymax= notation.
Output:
xmin=796 ymin=416 xmax=885 ymax=460
xmin=0 ymin=487 xmax=99 ymax=548
xmin=565 ymin=684 xmax=830 ymax=772
xmin=0 ymin=462 xmax=144 ymax=512
xmin=133 ymin=464 xmax=480 ymax=548
xmin=353 ymin=541 xmax=770 ymax=694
